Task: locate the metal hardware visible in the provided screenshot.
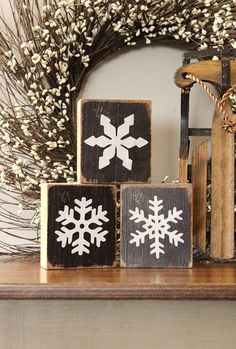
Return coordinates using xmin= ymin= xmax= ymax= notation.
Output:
xmin=221 ymin=58 xmax=231 ymax=94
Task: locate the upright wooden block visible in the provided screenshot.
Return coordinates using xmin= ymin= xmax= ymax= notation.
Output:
xmin=120 ymin=184 xmax=192 ymax=268
xmin=77 ymin=99 xmax=151 ymax=184
xmin=40 ymin=184 xmax=116 ymax=269
xmin=192 ymin=140 xmax=208 ymax=252
xmin=211 ymin=104 xmax=234 ymax=259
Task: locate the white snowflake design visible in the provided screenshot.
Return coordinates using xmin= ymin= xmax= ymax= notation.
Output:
xmin=55 ymin=197 xmax=109 ymax=256
xmin=129 ymin=196 xmax=184 ymax=259
xmin=84 ymin=114 xmax=148 ymax=170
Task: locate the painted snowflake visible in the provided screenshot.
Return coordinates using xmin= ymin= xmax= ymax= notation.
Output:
xmin=84 ymin=114 xmax=148 ymax=170
xmin=129 ymin=196 xmax=184 ymax=259
xmin=55 ymin=197 xmax=109 ymax=255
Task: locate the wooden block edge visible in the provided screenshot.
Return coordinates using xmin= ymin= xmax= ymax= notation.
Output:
xmin=77 ymin=99 xmax=82 ymax=183
xmin=120 ymin=183 xmax=192 ymax=190
xmin=40 ymin=183 xmax=49 ymax=269
xmin=77 ymin=98 xmax=152 ymax=106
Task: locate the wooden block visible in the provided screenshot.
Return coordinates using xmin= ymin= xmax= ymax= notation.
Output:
xmin=192 ymin=140 xmax=208 ymax=252
xmin=40 ymin=184 xmax=116 ymax=269
xmin=77 ymin=99 xmax=151 ymax=184
xmin=120 ymin=184 xmax=192 ymax=268
xmin=211 ymin=104 xmax=234 ymax=259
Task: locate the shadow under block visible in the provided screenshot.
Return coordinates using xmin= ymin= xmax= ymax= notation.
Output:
xmin=77 ymin=99 xmax=151 ymax=184
xmin=120 ymin=184 xmax=192 ymax=268
xmin=40 ymin=184 xmax=116 ymax=269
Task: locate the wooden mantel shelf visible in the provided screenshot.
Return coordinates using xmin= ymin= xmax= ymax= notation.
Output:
xmin=0 ymin=258 xmax=236 ymax=300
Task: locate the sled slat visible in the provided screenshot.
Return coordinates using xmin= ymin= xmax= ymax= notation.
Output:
xmin=192 ymin=140 xmax=208 ymax=252
xmin=211 ymin=104 xmax=234 ymax=259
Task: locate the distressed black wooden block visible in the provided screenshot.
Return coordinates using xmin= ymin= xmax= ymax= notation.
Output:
xmin=120 ymin=184 xmax=192 ymax=268
xmin=77 ymin=99 xmax=151 ymax=184
xmin=40 ymin=184 xmax=116 ymax=269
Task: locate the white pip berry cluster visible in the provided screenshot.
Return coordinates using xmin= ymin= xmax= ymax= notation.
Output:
xmin=0 ymin=0 xmax=236 ymax=253
xmin=1 ymin=1 xmax=236 ymax=192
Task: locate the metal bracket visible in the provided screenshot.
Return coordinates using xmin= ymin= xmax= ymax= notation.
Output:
xmin=221 ymin=58 xmax=231 ymax=94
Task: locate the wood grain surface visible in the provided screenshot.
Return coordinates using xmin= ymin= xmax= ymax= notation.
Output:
xmin=77 ymin=99 xmax=151 ymax=184
xmin=41 ymin=184 xmax=117 ymax=269
xmin=174 ymin=60 xmax=236 ymax=88
xmin=120 ymin=184 xmax=192 ymax=268
xmin=211 ymin=104 xmax=235 ymax=259
xmin=0 ymin=257 xmax=236 ymax=299
xmin=192 ymin=140 xmax=208 ymax=252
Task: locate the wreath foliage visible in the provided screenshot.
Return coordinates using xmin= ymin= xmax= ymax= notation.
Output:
xmin=0 ymin=0 xmax=235 ymax=254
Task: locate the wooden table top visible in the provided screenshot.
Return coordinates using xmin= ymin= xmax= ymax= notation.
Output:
xmin=0 ymin=257 xmax=236 ymax=300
